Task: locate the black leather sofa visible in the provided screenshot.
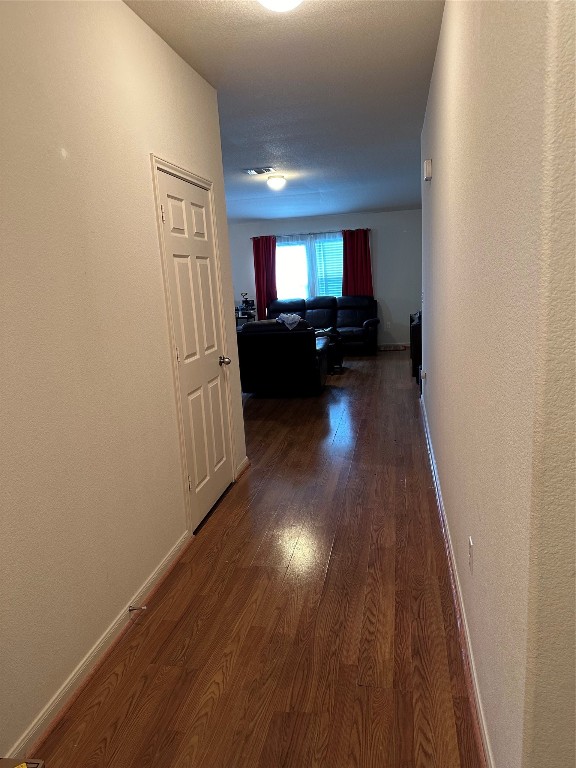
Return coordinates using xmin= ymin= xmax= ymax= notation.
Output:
xmin=268 ymin=295 xmax=379 ymax=356
xmin=237 ymin=319 xmax=329 ymax=396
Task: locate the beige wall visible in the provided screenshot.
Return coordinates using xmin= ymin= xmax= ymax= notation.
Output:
xmin=0 ymin=0 xmax=245 ymax=754
xmin=421 ymin=2 xmax=575 ymax=767
xmin=228 ymin=209 xmax=422 ymax=345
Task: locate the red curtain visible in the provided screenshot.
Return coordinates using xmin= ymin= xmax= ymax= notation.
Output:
xmin=252 ymin=235 xmax=277 ymax=319
xmin=342 ymin=228 xmax=373 ymax=296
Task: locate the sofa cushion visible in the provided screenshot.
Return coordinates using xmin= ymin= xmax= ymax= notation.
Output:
xmin=336 ymin=296 xmax=376 ymax=310
xmin=305 ymin=309 xmax=336 ymax=330
xmin=267 ymin=298 xmax=306 ymax=319
xmin=304 ymin=295 xmax=338 ymax=331
xmin=336 ymin=296 xmax=377 ymax=328
xmin=306 ymin=296 xmax=338 ymax=310
xmin=336 ymin=309 xmax=372 ymax=328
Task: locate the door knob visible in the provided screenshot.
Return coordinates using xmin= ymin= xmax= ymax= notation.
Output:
xmin=219 ymin=355 xmax=232 ymax=366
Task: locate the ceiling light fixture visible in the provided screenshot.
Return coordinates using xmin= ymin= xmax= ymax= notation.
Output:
xmin=258 ymin=0 xmax=304 ymax=12
xmin=266 ymin=174 xmax=286 ymax=191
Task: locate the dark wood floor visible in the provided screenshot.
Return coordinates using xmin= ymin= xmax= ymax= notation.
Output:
xmin=36 ymin=352 xmax=484 ymax=768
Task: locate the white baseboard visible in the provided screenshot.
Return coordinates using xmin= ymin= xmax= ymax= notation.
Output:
xmin=11 ymin=530 xmax=190 ymax=759
xmin=420 ymin=398 xmax=494 ymax=768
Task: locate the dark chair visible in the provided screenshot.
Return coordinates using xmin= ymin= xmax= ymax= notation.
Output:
xmin=410 ymin=311 xmax=422 ymax=379
xmin=335 ymin=296 xmax=379 ymax=355
xmin=237 ymin=319 xmax=328 ymax=396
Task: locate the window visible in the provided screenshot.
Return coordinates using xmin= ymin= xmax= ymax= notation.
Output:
xmin=276 ymin=244 xmax=308 ymax=299
xmin=276 ymin=232 xmax=343 ymax=299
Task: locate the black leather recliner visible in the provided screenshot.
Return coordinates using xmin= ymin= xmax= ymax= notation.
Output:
xmin=237 ymin=319 xmax=329 ymax=396
xmin=335 ymin=296 xmax=379 ymax=355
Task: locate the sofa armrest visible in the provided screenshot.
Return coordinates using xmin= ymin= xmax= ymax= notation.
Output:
xmin=363 ymin=317 xmax=379 ymax=329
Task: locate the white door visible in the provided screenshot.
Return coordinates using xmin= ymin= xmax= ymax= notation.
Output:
xmin=156 ymin=165 xmax=233 ymax=531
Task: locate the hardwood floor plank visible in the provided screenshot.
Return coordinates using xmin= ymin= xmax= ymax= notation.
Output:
xmin=346 ymin=685 xmax=394 ymax=768
xmin=35 ymin=353 xmax=484 ymax=768
xmin=38 ymin=619 xmax=178 ymax=768
xmin=274 ymin=523 xmax=367 ymax=718
xmin=357 ymin=468 xmax=397 ymax=687
xmin=126 ymin=667 xmax=195 ymax=768
xmin=197 ymin=633 xmax=291 ymax=767
xmin=95 ymin=664 xmax=182 ymax=768
xmin=329 ymin=471 xmax=373 ymax=667
xmin=394 ymin=688 xmax=415 ymax=768
xmin=258 ymin=712 xmax=318 ymax=768
xmin=60 ymin=662 xmax=178 ymax=768
xmin=426 ymin=484 xmax=469 ymax=700
xmin=411 ymin=600 xmax=461 ymax=768
xmin=394 ymin=588 xmax=413 ymax=693
xmin=394 ymin=477 xmax=411 ymax=593
xmin=453 ymin=695 xmax=485 ymax=768
xmin=164 ymin=567 xmax=285 ymax=767
xmin=269 ymin=530 xmax=335 ymax=644
xmin=357 ymin=542 xmax=395 ymax=687
xmin=312 ymin=664 xmax=358 ymax=767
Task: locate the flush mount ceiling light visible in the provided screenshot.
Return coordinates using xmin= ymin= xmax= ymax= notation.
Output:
xmin=266 ymin=174 xmax=286 ymax=191
xmin=258 ymin=0 xmax=304 ymax=11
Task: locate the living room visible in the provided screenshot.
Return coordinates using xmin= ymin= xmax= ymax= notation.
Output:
xmin=228 ymin=208 xmax=422 ymax=350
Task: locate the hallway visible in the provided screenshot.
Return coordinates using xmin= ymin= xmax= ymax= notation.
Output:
xmin=37 ymin=352 xmax=484 ymax=767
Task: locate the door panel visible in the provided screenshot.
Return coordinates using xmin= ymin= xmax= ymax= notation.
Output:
xmin=188 ymin=387 xmax=209 ymax=490
xmin=191 ymin=203 xmax=206 ymax=237
xmin=174 ymin=256 xmax=199 ymax=361
xmin=208 ymin=377 xmax=226 ymax=468
xmin=158 ymin=168 xmax=233 ymax=530
xmin=167 ymin=195 xmax=187 ymax=236
xmin=198 ymin=258 xmax=217 ymax=352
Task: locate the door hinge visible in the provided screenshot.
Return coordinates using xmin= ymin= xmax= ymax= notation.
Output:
xmin=175 ymin=346 xmax=180 ymax=363
xmin=160 ymin=204 xmax=165 ymax=223
xmin=188 ymin=475 xmax=192 ymax=492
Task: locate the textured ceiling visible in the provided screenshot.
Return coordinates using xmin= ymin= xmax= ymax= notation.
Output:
xmin=126 ymin=0 xmax=444 ymax=219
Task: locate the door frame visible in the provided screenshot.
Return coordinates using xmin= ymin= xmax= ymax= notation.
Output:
xmin=150 ymin=154 xmax=236 ymax=533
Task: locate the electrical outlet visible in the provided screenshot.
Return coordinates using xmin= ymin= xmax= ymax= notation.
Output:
xmin=386 ymin=321 xmax=391 ymax=329
xmin=468 ymin=536 xmax=473 ymax=573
